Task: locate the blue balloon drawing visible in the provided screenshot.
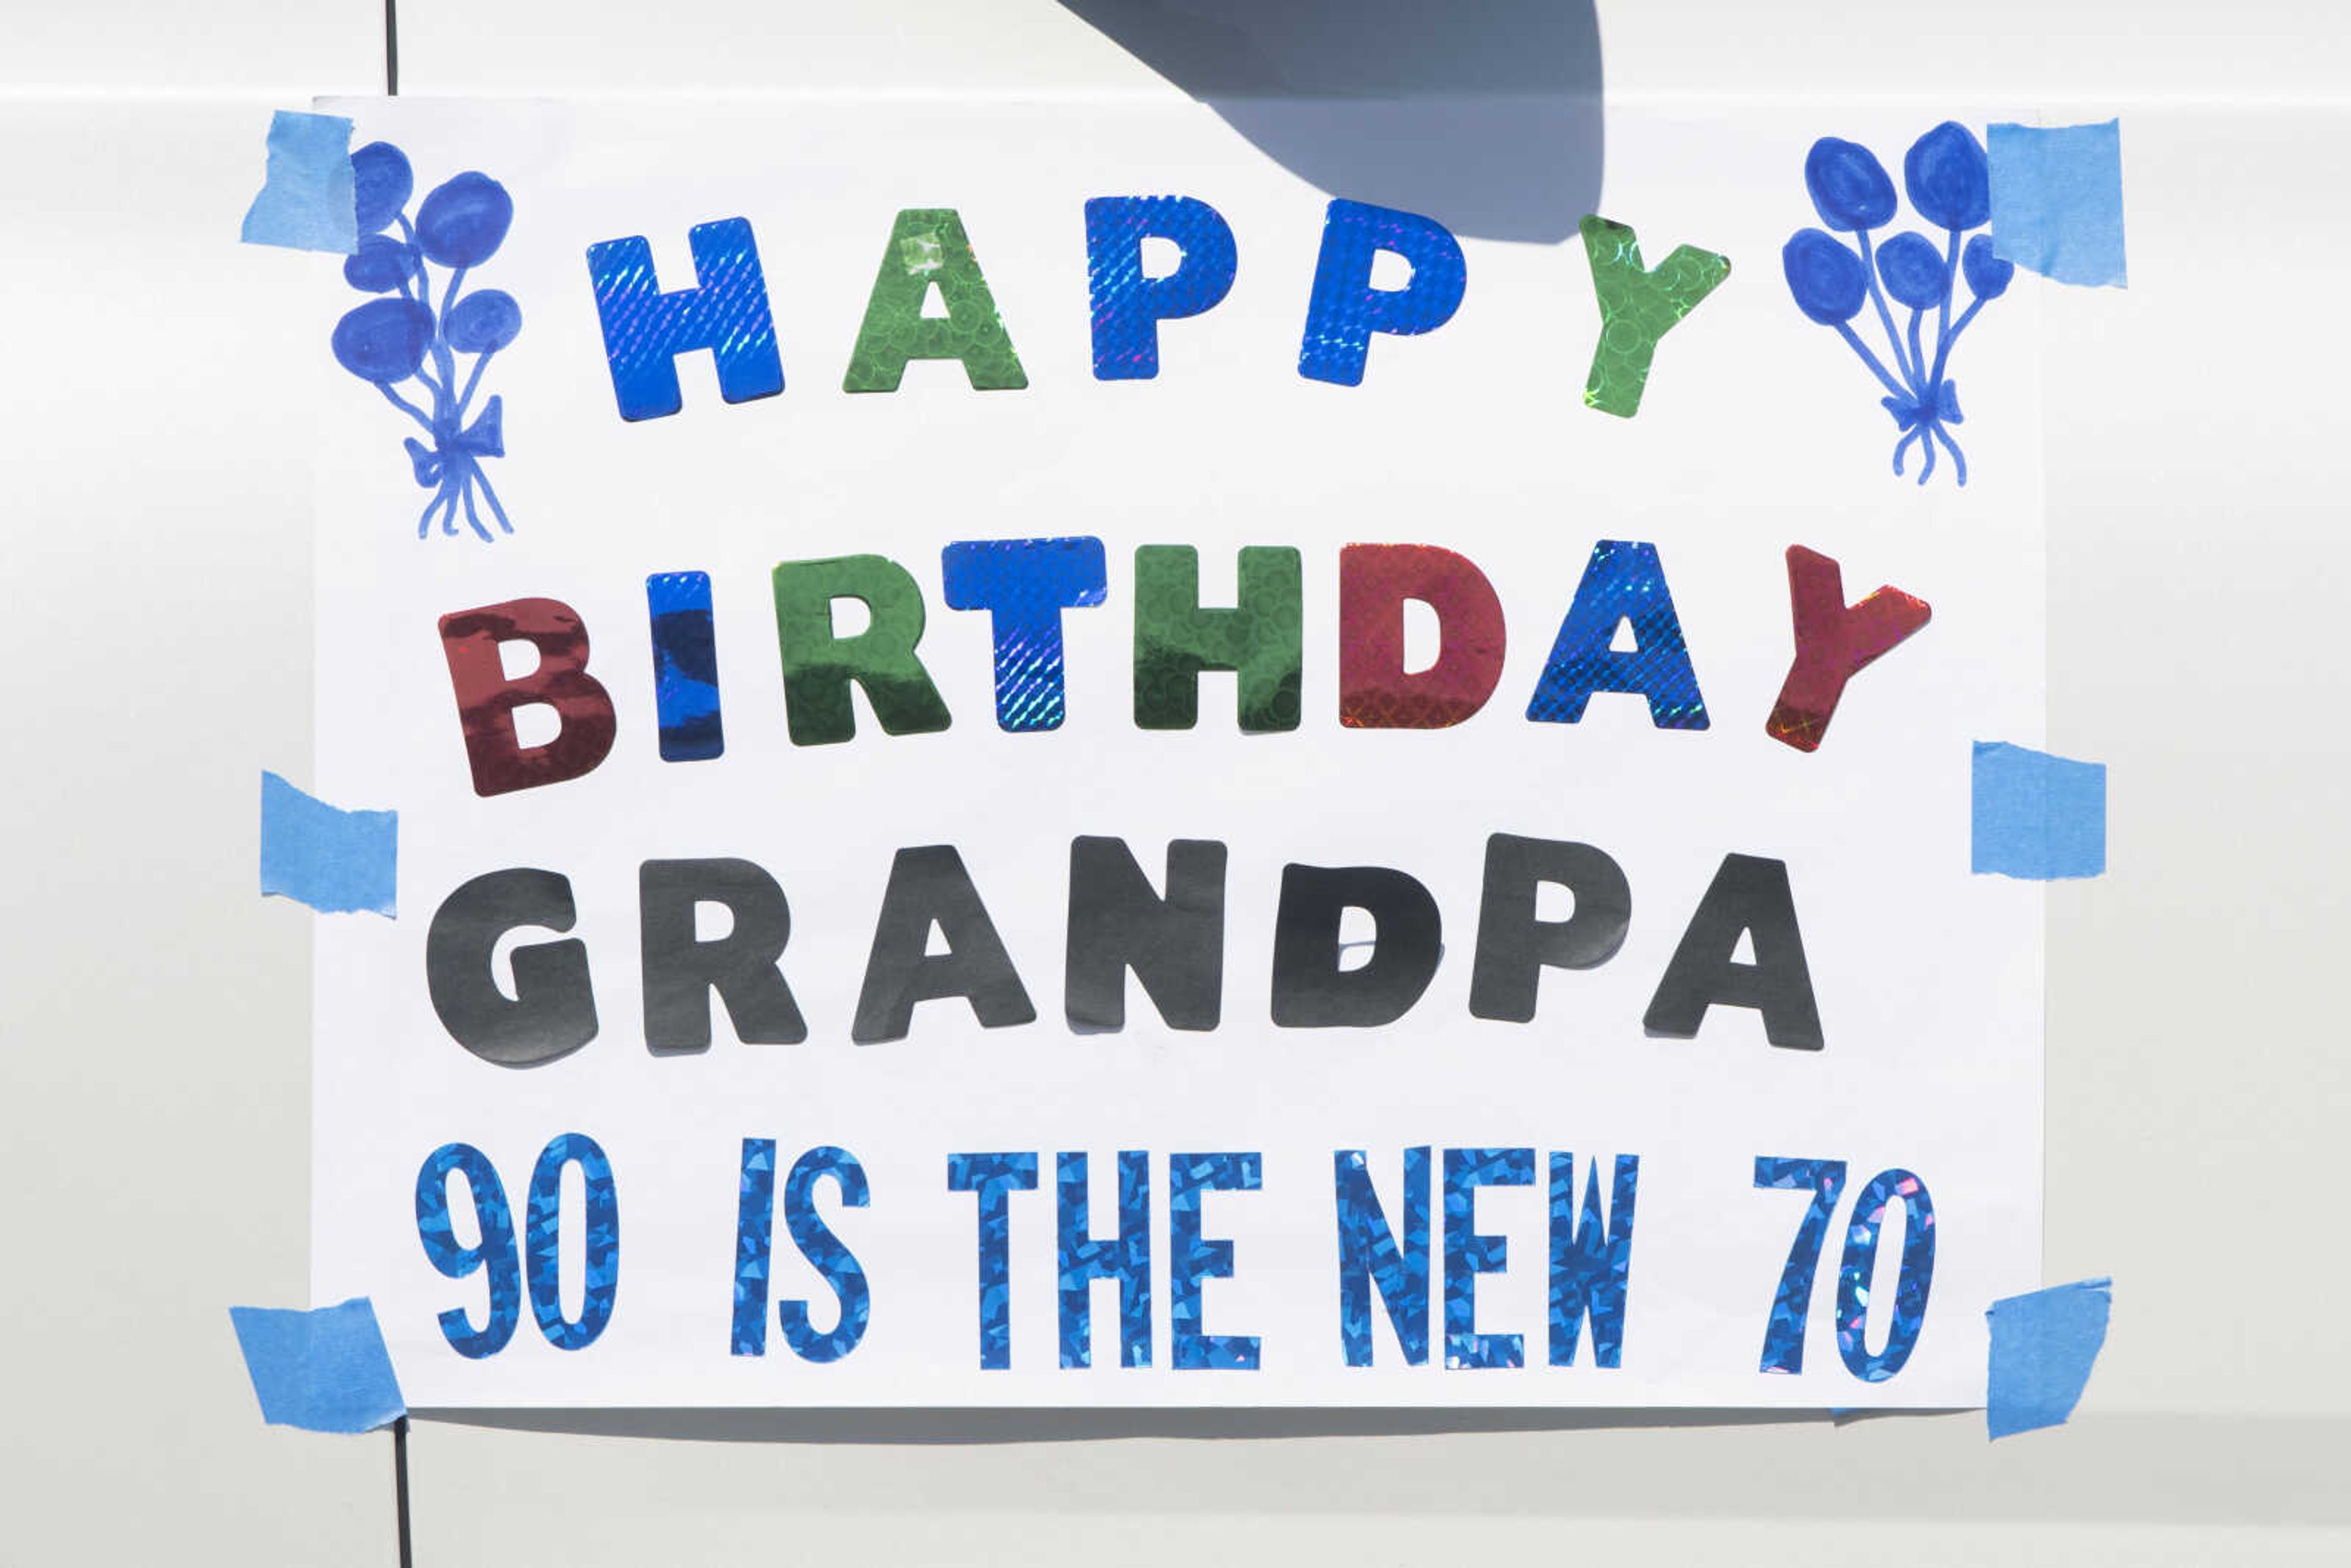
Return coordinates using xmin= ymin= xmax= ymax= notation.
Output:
xmin=1783 ymin=123 xmax=2012 ymax=486
xmin=331 ymin=143 xmax=520 ymax=540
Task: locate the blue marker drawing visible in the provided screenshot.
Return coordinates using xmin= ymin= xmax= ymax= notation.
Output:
xmin=1783 ymin=124 xmax=2012 ymax=487
xmin=329 ymin=141 xmax=522 ymax=541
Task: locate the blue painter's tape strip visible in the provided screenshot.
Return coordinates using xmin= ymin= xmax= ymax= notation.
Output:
xmin=1986 ymin=1278 xmax=2112 ymax=1439
xmin=230 ymin=1298 xmax=407 ymax=1435
xmin=1988 ymin=120 xmax=2128 ymax=288
xmin=260 ymin=771 xmax=397 ymax=916
xmin=239 ymin=110 xmax=357 ymax=255
xmin=1971 ymin=741 xmax=2106 ymax=880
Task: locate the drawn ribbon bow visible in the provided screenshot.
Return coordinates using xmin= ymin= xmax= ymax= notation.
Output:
xmin=1880 ymin=381 xmax=1963 ymax=434
xmin=403 ymin=396 xmax=506 ymax=489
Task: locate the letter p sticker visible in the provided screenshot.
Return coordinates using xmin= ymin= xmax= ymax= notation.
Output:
xmin=1299 ymin=199 xmax=1466 ymax=386
xmin=1086 ymin=196 xmax=1238 ymax=380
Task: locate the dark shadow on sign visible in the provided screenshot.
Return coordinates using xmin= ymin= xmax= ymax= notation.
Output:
xmin=1058 ymin=0 xmax=1603 ymax=244
xmin=419 ymin=1405 xmax=1938 ymax=1444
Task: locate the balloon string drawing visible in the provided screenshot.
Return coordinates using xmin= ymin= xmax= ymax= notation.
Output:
xmin=330 ymin=143 xmax=522 ymax=541
xmin=1782 ymin=123 xmax=2012 ymax=487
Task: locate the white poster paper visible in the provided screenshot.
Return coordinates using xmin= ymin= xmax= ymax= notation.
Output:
xmin=307 ymin=97 xmax=2044 ymax=1408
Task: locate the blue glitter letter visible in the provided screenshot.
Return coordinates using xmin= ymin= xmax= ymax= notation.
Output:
xmin=415 ymin=1142 xmax=522 ymax=1359
xmin=947 ymin=1152 xmax=1038 ymax=1370
xmin=1299 ymin=198 xmax=1467 ymax=386
xmin=586 ymin=217 xmax=784 ymax=421
xmin=1333 ymin=1147 xmax=1431 ymax=1367
xmin=1835 ymin=1168 xmax=1935 ymax=1382
xmin=1086 ymin=196 xmax=1239 ymax=380
xmin=941 ymin=538 xmax=1110 ymax=732
xmin=1548 ymin=1153 xmax=1638 ymax=1368
xmin=731 ymin=1138 xmax=776 ymax=1356
xmin=647 ymin=571 xmax=724 ymax=762
xmin=524 ymin=1133 xmax=620 ymax=1352
xmin=1169 ymin=1152 xmax=1261 ymax=1370
xmin=778 ymin=1146 xmax=872 ymax=1364
xmin=1442 ymin=1147 xmax=1535 ymax=1370
xmin=1755 ymin=1157 xmax=1847 ymax=1374
xmin=1057 ymin=1150 xmax=1152 ymax=1369
xmin=1526 ymin=540 xmax=1709 ymax=730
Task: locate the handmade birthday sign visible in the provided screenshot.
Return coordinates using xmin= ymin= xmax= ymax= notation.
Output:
xmin=303 ymin=98 xmax=2045 ymax=1408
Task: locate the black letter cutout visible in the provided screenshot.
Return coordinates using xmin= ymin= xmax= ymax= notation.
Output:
xmin=852 ymin=846 xmax=1037 ymax=1043
xmin=1065 ymin=836 xmax=1228 ymax=1032
xmin=1468 ymin=834 xmax=1632 ymax=1022
xmin=1643 ymin=853 xmax=1824 ymax=1050
xmin=639 ymin=858 xmax=808 ymax=1052
xmin=1270 ymin=865 xmax=1442 ymax=1028
xmin=426 ymin=868 xmax=599 ymax=1067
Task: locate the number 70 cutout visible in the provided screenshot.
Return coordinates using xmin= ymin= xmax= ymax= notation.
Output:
xmin=1755 ymin=1157 xmax=1936 ymax=1381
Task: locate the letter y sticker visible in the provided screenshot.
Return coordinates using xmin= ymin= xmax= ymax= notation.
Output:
xmin=1580 ymin=215 xmax=1730 ymax=418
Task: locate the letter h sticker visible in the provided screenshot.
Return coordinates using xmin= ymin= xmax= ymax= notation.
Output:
xmin=586 ymin=217 xmax=786 ymax=421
